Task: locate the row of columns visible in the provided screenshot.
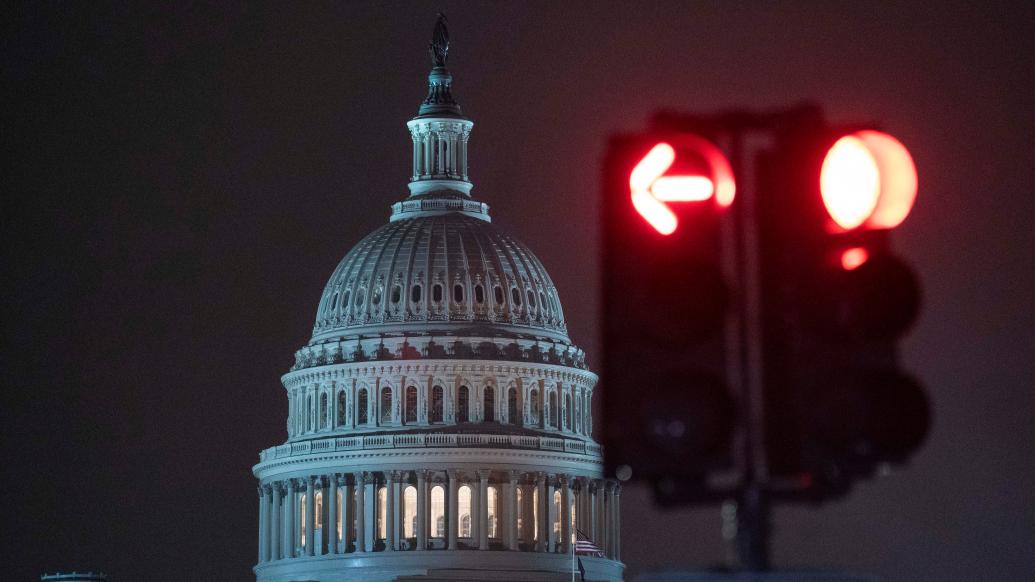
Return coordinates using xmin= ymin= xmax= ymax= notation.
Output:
xmin=256 ymin=471 xmax=621 ymax=564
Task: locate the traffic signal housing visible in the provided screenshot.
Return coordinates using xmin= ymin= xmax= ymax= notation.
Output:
xmin=601 ymin=131 xmax=737 ymax=501
xmin=756 ymin=111 xmax=930 ymax=500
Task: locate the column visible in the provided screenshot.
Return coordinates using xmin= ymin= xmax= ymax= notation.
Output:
xmin=594 ymin=481 xmax=605 ymax=552
xmin=506 ymin=471 xmax=519 ymax=550
xmin=354 ymin=473 xmax=367 ymax=552
xmin=386 ymin=471 xmax=396 ymax=551
xmin=614 ymin=483 xmax=622 ymax=561
xmin=258 ymin=485 xmax=268 ymax=563
xmin=478 ymin=470 xmax=489 ymax=550
xmin=416 ymin=470 xmax=428 ymax=550
xmin=329 ymin=474 xmax=339 ymax=554
xmin=304 ymin=477 xmax=315 ymax=556
xmin=535 ymin=472 xmax=547 ymax=552
xmin=270 ymin=482 xmax=281 ymax=560
xmin=604 ymin=481 xmax=614 ymax=559
xmin=447 ymin=470 xmax=459 ymax=550
xmin=318 ymin=476 xmax=329 ymax=555
xmin=546 ymin=476 xmax=557 ymax=552
xmin=343 ymin=476 xmax=354 ymax=552
xmin=285 ymin=479 xmax=297 ymax=558
xmin=561 ymin=476 xmax=572 ymax=555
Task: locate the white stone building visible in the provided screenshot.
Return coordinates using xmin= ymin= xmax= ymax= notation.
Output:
xmin=252 ymin=18 xmax=622 ymax=582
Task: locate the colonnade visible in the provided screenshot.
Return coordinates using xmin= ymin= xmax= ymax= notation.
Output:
xmin=256 ymin=470 xmax=620 ymax=564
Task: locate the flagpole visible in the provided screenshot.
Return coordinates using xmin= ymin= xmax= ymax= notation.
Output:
xmin=571 ymin=529 xmax=576 ymax=582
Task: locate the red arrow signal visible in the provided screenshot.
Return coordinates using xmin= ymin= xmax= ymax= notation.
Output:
xmin=629 ymin=140 xmax=735 ymax=235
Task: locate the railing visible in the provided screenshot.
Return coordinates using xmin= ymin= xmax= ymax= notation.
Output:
xmin=259 ymin=433 xmax=603 ymax=463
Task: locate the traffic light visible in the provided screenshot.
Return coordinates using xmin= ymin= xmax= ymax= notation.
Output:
xmin=601 ymin=130 xmax=737 ymax=500
xmin=756 ymin=110 xmax=930 ymax=500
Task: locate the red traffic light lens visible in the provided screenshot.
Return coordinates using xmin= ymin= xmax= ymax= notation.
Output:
xmin=820 ymin=131 xmax=918 ymax=231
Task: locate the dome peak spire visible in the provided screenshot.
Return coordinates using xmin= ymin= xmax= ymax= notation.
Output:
xmin=400 ymin=14 xmax=480 ymax=211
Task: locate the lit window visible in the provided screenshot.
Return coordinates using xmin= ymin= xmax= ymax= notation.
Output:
xmin=404 ymin=486 xmax=417 ymax=538
xmin=487 ymin=486 xmax=499 ymax=538
xmin=553 ymin=490 xmax=562 ymax=539
xmin=431 ymin=485 xmax=446 ymax=538
xmin=377 ymin=486 xmax=387 ymax=540
xmin=516 ymin=487 xmax=525 ymax=540
xmin=458 ymin=485 xmax=472 ymax=538
xmin=315 ymin=491 xmax=324 ymax=530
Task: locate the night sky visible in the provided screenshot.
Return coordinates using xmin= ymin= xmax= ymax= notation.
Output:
xmin=3 ymin=2 xmax=1033 ymax=581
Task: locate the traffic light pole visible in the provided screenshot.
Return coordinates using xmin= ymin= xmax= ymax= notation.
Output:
xmin=725 ymin=121 xmax=772 ymax=572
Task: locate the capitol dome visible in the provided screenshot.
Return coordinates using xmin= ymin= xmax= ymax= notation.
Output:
xmin=253 ymin=16 xmax=621 ymax=582
xmin=311 ymin=211 xmax=570 ymax=345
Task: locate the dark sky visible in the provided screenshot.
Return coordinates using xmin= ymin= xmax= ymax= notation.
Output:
xmin=3 ymin=2 xmax=1033 ymax=581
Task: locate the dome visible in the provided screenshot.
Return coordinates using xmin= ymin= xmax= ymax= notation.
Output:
xmin=311 ymin=212 xmax=569 ymax=345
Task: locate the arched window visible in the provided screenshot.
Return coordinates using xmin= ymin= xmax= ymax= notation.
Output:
xmin=549 ymin=391 xmax=559 ymax=428
xmin=458 ymin=485 xmax=472 ymax=538
xmin=494 ymin=286 xmax=504 ymax=304
xmin=527 ymin=289 xmax=536 ymax=308
xmin=508 ymin=387 xmax=519 ymax=425
xmin=405 ymin=386 xmax=418 ymax=424
xmin=430 ymin=385 xmax=444 ymax=423
xmin=300 ymin=493 xmax=308 ymax=546
xmin=337 ymin=391 xmax=347 ymax=426
xmin=391 ymin=285 xmax=401 ymax=304
xmin=380 ymin=387 xmax=393 ymax=424
xmin=431 ymin=485 xmax=446 ymax=538
xmin=342 ymin=290 xmax=351 ymax=310
xmin=357 ymin=388 xmax=368 ymax=425
xmin=433 ymin=284 xmax=443 ymax=303
xmin=371 ymin=287 xmax=382 ymax=305
xmin=457 ymin=386 xmax=470 ymax=423
xmin=355 ymin=289 xmax=365 ymax=311
xmin=377 ymin=486 xmax=387 ymax=540
xmin=483 ymin=386 xmax=496 ymax=422
xmin=552 ymin=490 xmax=562 ymax=540
xmin=487 ymin=485 xmax=499 ymax=538
xmin=516 ymin=487 xmax=525 ymax=540
xmin=319 ymin=393 xmax=328 ymax=429
xmin=530 ymin=388 xmax=540 ymax=423
xmin=404 ymin=486 xmax=417 ymax=538
xmin=565 ymin=393 xmax=573 ymax=429
xmin=329 ymin=292 xmax=338 ymax=313
xmin=511 ymin=287 xmax=522 ymax=305
xmin=453 ymin=284 xmax=464 ymax=303
xmin=540 ymin=291 xmax=547 ymax=313
xmin=315 ymin=490 xmax=324 ymax=530
xmin=475 ymin=284 xmax=485 ymax=304
xmin=411 ymin=285 xmax=422 ymax=303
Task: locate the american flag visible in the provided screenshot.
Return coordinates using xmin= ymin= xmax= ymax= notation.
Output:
xmin=574 ymin=528 xmax=605 ymax=557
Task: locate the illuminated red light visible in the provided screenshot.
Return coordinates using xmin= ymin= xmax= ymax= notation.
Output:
xmin=629 ymin=139 xmax=735 ymax=235
xmin=820 ymin=131 xmax=918 ymax=231
xmin=841 ymin=247 xmax=870 ymax=270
